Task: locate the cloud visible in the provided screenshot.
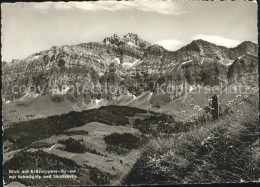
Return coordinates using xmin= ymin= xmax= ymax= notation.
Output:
xmin=192 ymin=35 xmax=241 ymax=47
xmin=33 ymin=1 xmax=187 ymax=15
xmin=156 ymin=39 xmax=184 ymax=51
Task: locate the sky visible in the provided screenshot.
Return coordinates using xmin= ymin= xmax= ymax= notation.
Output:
xmin=1 ymin=1 xmax=258 ymax=62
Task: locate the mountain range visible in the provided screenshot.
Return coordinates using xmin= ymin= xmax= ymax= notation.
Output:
xmin=2 ymin=33 xmax=258 ymax=122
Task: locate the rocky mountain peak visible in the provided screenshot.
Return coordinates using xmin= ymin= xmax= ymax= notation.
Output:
xmin=232 ymin=41 xmax=258 ymax=53
xmin=103 ymin=33 xmax=151 ymax=50
xmin=237 ymin=41 xmax=257 ymax=46
xmin=230 ymin=40 xmax=258 ymax=58
xmin=146 ymin=44 xmax=166 ymax=55
xmin=190 ymin=39 xmax=222 ymax=50
xmin=192 ymin=39 xmax=213 ymax=45
xmin=123 ymin=33 xmax=140 ymax=40
xmin=103 ymin=34 xmax=121 ymax=45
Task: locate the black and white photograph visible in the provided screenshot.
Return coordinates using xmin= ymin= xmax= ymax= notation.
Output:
xmin=1 ymin=1 xmax=259 ymax=186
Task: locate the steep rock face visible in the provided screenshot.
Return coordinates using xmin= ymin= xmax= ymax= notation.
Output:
xmin=139 ymin=45 xmax=167 ymax=75
xmin=2 ymin=33 xmax=258 ymax=103
xmin=2 ymin=43 xmax=119 ymax=101
xmin=103 ymin=33 xmax=151 ymax=51
xmin=169 ymin=40 xmax=230 ymax=62
xmin=100 ymin=63 xmax=124 ymax=86
xmin=227 ymin=54 xmax=258 ymax=86
xmin=149 ymin=39 xmax=258 ymax=90
xmin=163 ymin=58 xmax=227 ymax=88
xmin=201 ymin=60 xmax=228 ymax=86
xmin=137 ymin=39 xmax=257 ymax=81
xmin=229 ymin=41 xmax=258 ymax=59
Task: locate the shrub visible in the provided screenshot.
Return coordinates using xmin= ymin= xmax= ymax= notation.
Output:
xmin=58 ymin=138 xmax=86 ymax=153
xmin=62 ymin=130 xmax=89 ymax=136
xmin=104 ymin=133 xmax=144 ymax=150
xmin=28 ymin=141 xmax=54 ymax=149
xmin=99 ymin=105 xmax=147 ymax=117
xmin=87 ymin=166 xmax=111 ymax=185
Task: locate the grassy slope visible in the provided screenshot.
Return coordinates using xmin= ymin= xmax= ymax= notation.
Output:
xmin=3 ymin=105 xmax=150 ymax=186
xmin=3 ymin=94 xmax=259 ymax=185
xmin=123 ymin=95 xmax=259 ymax=184
xmin=3 ymin=105 xmax=147 ymax=150
xmin=3 ymin=95 xmax=75 ymax=125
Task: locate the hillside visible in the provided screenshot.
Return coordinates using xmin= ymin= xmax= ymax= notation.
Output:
xmin=123 ymin=95 xmax=259 ymax=184
xmin=3 ymin=93 xmax=259 ymax=185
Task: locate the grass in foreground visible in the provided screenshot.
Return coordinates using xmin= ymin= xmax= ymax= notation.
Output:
xmin=123 ymin=96 xmax=260 ymax=184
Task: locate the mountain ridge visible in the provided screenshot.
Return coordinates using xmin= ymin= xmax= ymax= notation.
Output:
xmin=2 ymin=33 xmax=258 ymax=109
xmin=4 ymin=34 xmax=257 ymax=63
